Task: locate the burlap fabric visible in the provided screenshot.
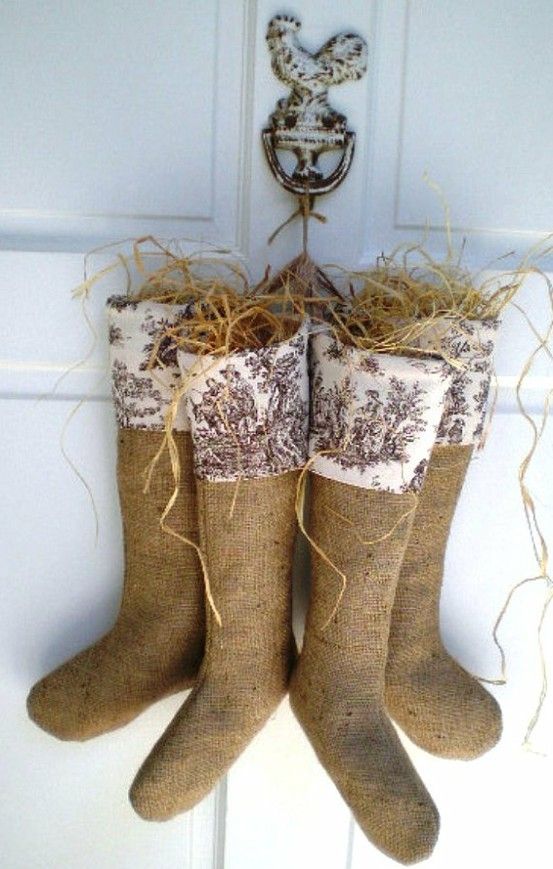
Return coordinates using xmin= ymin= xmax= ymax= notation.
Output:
xmin=130 ymin=471 xmax=297 ymax=820
xmin=290 ymin=474 xmax=439 ymax=865
xmin=27 ymin=430 xmax=204 ymax=740
xmin=128 ymin=284 xmax=308 ymax=819
xmin=386 ymin=444 xmax=502 ymax=758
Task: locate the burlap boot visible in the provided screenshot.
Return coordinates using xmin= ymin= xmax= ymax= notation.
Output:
xmin=386 ymin=319 xmax=502 ymax=759
xmin=27 ymin=298 xmax=204 ymax=740
xmin=290 ymin=333 xmax=451 ymax=864
xmin=130 ymin=318 xmax=309 ymax=820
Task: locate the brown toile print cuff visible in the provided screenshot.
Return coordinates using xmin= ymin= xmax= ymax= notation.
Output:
xmin=107 ymin=296 xmax=192 ymax=431
xmin=308 ymin=332 xmax=452 ymax=494
xmin=178 ymin=321 xmax=309 ymax=482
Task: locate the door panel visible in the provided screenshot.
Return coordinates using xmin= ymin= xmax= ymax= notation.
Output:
xmin=0 ymin=1 xmax=251 ymax=251
xmin=2 ymin=2 xmax=553 ymax=867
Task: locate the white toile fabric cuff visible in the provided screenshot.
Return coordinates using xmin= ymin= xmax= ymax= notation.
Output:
xmin=410 ymin=318 xmax=501 ymax=446
xmin=107 ymin=296 xmax=191 ymax=432
xmin=178 ymin=321 xmax=309 ymax=482
xmin=308 ymin=333 xmax=452 ymax=494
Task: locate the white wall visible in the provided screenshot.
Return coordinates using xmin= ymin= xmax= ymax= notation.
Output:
xmin=1 ymin=2 xmax=552 ymax=868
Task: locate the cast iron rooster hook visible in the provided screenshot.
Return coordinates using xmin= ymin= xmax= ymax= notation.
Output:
xmin=262 ymin=14 xmax=368 ymax=197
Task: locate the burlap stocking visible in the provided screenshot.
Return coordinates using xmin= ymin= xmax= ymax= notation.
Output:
xmin=130 ymin=318 xmax=309 ymax=820
xmin=27 ymin=298 xmax=204 ymax=740
xmin=290 ymin=334 xmax=451 ymax=864
xmin=386 ymin=319 xmax=502 ymax=759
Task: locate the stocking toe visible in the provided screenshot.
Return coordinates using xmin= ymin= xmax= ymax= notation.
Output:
xmin=386 ymin=656 xmax=502 ymax=759
xmin=27 ymin=675 xmax=77 ymax=741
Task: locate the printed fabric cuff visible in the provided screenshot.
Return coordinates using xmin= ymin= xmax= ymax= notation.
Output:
xmin=107 ymin=296 xmax=191 ymax=432
xmin=178 ymin=321 xmax=309 ymax=482
xmin=410 ymin=317 xmax=501 ymax=446
xmin=309 ymin=333 xmax=452 ymax=494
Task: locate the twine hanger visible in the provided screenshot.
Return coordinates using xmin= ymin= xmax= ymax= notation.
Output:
xmin=268 ymin=188 xmax=328 ymax=253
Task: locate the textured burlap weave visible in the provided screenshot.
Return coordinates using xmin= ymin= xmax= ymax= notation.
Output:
xmin=130 ymin=471 xmax=298 ymax=820
xmin=27 ymin=429 xmax=204 ymax=740
xmin=290 ymin=473 xmax=439 ymax=865
xmin=386 ymin=443 xmax=502 ymax=759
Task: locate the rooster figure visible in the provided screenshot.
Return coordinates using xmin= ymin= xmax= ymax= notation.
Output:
xmin=266 ymin=14 xmax=368 ymax=180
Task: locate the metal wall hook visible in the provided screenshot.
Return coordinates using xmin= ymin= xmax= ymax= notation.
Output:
xmin=263 ymin=14 xmax=368 ymax=200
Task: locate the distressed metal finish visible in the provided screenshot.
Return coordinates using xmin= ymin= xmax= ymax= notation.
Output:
xmin=263 ymin=14 xmax=368 ymax=196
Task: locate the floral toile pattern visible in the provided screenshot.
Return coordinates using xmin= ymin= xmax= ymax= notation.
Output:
xmin=411 ymin=318 xmax=500 ymax=446
xmin=107 ymin=296 xmax=191 ymax=431
xmin=178 ymin=323 xmax=309 ymax=481
xmin=309 ymin=334 xmax=452 ymax=494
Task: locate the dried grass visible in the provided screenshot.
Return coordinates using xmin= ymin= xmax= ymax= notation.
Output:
xmin=74 ymin=238 xmax=345 ymax=358
xmin=320 ymin=243 xmax=530 ymax=357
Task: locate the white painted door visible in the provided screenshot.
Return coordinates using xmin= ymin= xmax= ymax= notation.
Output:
xmin=2 ymin=2 xmax=552 ymax=867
